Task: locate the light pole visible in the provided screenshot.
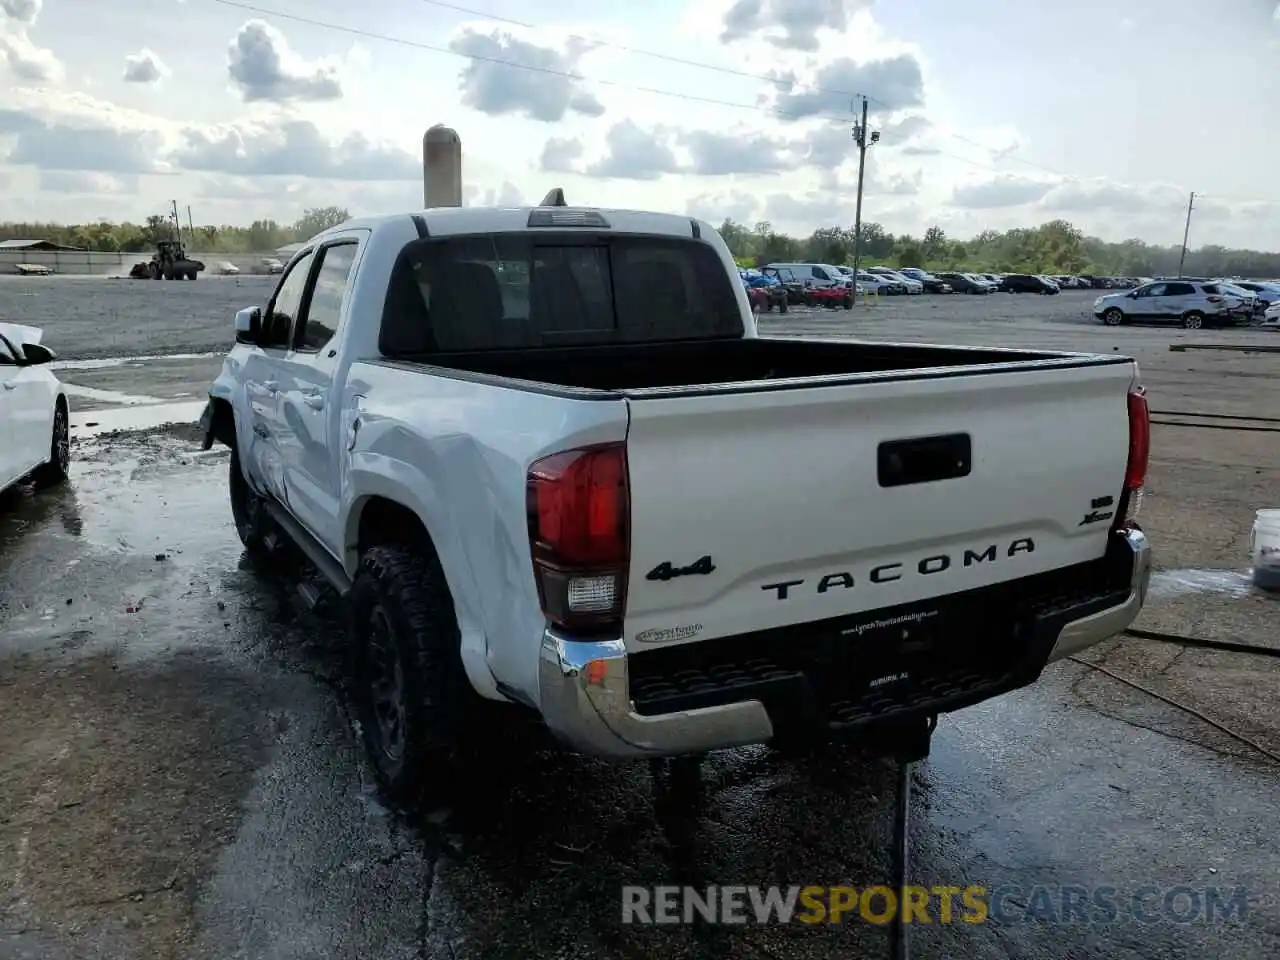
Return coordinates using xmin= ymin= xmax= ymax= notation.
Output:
xmin=850 ymin=96 xmax=880 ymax=306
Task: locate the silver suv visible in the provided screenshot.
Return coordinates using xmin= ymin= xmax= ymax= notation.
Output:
xmin=1093 ymin=280 xmax=1253 ymax=329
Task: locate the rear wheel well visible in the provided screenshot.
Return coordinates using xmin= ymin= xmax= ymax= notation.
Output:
xmin=356 ymin=497 xmax=435 ymax=556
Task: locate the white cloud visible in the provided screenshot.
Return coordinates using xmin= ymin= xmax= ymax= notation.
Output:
xmin=176 ymin=121 xmax=419 ymax=181
xmin=447 ymin=22 xmax=606 ymax=122
xmin=951 ymin=175 xmax=1057 ymax=209
xmin=39 ymin=170 xmax=139 ymax=193
xmin=719 ymin=0 xmax=874 ymax=52
xmin=123 ymin=48 xmax=167 ymax=84
xmin=0 ymin=0 xmax=61 ymax=81
xmin=227 ymin=19 xmax=346 ymax=103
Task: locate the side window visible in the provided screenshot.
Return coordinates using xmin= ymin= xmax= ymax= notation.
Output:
xmin=811 ymin=266 xmax=826 ymax=280
xmin=264 ymin=250 xmax=316 ymax=347
xmin=1165 ymin=282 xmax=1194 ymax=297
xmin=295 ymin=243 xmax=358 ymax=352
xmin=1201 ymin=284 xmax=1219 ymax=295
xmin=1141 ymin=283 xmax=1167 ymax=297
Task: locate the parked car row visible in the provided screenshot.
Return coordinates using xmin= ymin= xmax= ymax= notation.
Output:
xmin=758 ymin=263 xmax=854 ymax=308
xmin=743 ymin=262 xmax=1280 ymax=314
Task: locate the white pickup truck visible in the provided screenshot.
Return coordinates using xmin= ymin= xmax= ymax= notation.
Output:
xmin=201 ymin=200 xmax=1153 ymax=805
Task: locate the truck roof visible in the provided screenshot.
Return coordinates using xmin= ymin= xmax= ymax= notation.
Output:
xmin=310 ymin=206 xmax=713 ymax=245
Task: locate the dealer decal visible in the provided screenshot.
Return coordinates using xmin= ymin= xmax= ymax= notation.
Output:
xmin=635 ymin=624 xmax=703 ymax=645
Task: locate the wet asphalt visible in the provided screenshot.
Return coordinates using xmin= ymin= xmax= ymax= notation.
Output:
xmin=2 ymin=284 xmax=1280 ymax=958
xmin=1 ymin=427 xmax=1277 ymax=960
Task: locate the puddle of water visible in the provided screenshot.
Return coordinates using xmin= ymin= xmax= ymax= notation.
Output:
xmin=71 ymin=400 xmax=206 ymax=438
xmin=53 ymin=352 xmax=224 ymax=371
xmin=1148 ymin=568 xmax=1256 ymax=599
xmin=63 ymin=384 xmax=167 ymax=406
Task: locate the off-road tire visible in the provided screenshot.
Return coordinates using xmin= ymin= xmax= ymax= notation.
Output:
xmin=1182 ymin=311 xmax=1204 ymax=330
xmin=778 ymin=299 xmax=788 ymax=314
xmin=32 ymin=401 xmax=70 ymax=489
xmin=349 ymin=544 xmax=481 ymax=810
xmin=1102 ymin=308 xmax=1125 ymax=326
xmin=228 ymin=446 xmax=272 ymax=554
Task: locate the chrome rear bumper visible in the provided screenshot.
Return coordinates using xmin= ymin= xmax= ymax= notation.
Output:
xmin=537 ymin=527 xmax=1152 ymax=759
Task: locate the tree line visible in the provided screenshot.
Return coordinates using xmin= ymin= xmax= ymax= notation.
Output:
xmin=0 ymin=207 xmax=352 ymax=255
xmin=3 ymin=207 xmax=1277 ymax=278
xmin=721 ymin=219 xmax=1280 ymax=279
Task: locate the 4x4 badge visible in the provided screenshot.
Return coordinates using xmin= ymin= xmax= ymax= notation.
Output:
xmin=645 ymin=555 xmax=715 ymax=581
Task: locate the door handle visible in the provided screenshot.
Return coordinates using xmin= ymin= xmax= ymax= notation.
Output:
xmin=303 ymin=392 xmax=325 ymax=410
xmin=264 ymin=380 xmax=279 ymax=393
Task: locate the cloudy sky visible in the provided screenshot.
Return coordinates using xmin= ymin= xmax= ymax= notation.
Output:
xmin=2 ymin=0 xmax=1279 ymax=247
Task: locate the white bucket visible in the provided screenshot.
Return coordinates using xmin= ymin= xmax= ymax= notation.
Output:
xmin=1250 ymin=509 xmax=1280 ymax=591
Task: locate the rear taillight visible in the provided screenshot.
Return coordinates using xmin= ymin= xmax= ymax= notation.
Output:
xmin=527 ymin=443 xmax=629 ymax=633
xmin=1114 ymin=386 xmax=1150 ymax=531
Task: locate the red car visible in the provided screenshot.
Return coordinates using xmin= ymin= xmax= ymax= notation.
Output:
xmin=807 ymin=283 xmax=853 ymax=309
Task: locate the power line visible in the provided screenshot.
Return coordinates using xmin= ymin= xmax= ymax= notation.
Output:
xmin=208 ymin=0 xmax=858 ymax=124
xmin=408 ymin=0 xmax=1114 ymax=184
xmin=205 ymin=0 xmax=1059 ymax=180
xmin=206 ymin=0 xmax=1048 ymax=172
xmin=409 ymin=0 xmax=1119 ymax=184
xmin=206 ymin=0 xmax=1280 ymax=209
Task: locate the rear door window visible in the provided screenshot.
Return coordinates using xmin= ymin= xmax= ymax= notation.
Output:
xmin=1165 ymin=282 xmax=1195 ymax=297
xmin=381 ymin=233 xmax=744 ymax=354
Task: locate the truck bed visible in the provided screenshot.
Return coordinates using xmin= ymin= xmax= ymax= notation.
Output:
xmin=408 ymin=336 xmax=1127 ymax=394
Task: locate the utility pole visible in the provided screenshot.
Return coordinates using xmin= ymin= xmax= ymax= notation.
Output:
xmin=170 ymin=199 xmax=181 ymax=244
xmin=850 ymin=96 xmax=879 ymax=306
xmin=187 ymin=205 xmax=195 ymax=237
xmin=1177 ymin=191 xmax=1195 ymax=278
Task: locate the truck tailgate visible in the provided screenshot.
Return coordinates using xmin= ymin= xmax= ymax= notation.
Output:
xmin=621 ymin=361 xmax=1136 ymax=649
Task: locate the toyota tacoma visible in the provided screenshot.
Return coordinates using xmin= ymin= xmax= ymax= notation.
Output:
xmin=200 ymin=198 xmax=1153 ymax=806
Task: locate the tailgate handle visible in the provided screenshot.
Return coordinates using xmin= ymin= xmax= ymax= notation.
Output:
xmin=878 ymin=433 xmax=972 ymax=488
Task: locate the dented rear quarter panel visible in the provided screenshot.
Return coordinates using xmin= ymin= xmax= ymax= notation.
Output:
xmin=340 ymin=362 xmax=629 ymax=704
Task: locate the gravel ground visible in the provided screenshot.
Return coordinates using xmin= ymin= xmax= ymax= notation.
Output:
xmin=0 ymin=275 xmax=276 ymax=360
xmin=1 ymin=281 xmax=1278 ymax=960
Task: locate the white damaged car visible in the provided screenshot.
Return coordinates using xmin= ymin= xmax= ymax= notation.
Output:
xmin=0 ymin=323 xmax=70 ymax=497
xmin=1262 ymin=301 xmax=1280 ymax=329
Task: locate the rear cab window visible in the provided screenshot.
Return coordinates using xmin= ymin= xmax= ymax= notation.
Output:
xmin=380 ymin=233 xmax=744 ymax=355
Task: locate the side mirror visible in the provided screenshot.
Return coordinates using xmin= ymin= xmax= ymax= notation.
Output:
xmin=21 ymin=342 xmax=55 ymax=365
xmin=235 ymin=306 xmax=262 ymax=344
